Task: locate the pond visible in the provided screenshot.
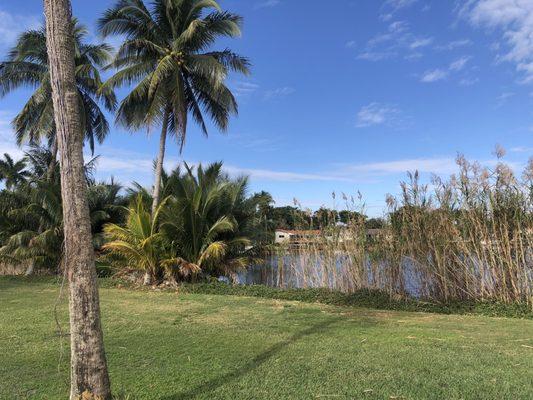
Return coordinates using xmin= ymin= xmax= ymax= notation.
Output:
xmin=235 ymin=253 xmax=426 ymax=297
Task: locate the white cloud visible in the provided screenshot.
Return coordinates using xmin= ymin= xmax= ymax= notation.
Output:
xmin=449 ymin=56 xmax=471 ymax=71
xmin=226 ymin=133 xmax=281 ymax=152
xmin=254 ymin=0 xmax=280 ymax=9
xmin=345 ymin=40 xmax=357 ymax=48
xmin=254 ymin=157 xmax=517 ymax=184
xmin=71 ymin=143 xmax=531 ymax=187
xmin=459 ymin=77 xmax=480 ymax=86
xmin=489 ymin=41 xmax=501 ymax=51
xmin=380 ymin=0 xmax=419 ymax=20
xmin=356 ymin=103 xmax=402 ymax=128
xmin=435 ymin=39 xmax=473 ymax=51
xmin=410 ymin=37 xmax=433 ymax=49
xmin=90 ymin=148 xmax=356 ymax=184
xmin=0 ymin=9 xmax=41 ymax=50
xmin=384 ymin=0 xmax=418 ymax=9
xmin=358 ymin=20 xmax=432 ymax=62
xmin=89 ymin=146 xmax=480 ymax=186
xmin=380 ymin=13 xmax=394 ymax=22
xmin=420 ymin=68 xmax=448 ymax=83
xmin=86 ymin=147 xmax=180 ymax=186
xmin=461 ymin=0 xmax=533 ymax=83
xmin=338 ymin=156 xmax=524 ymax=177
xmin=495 ymin=91 xmax=515 ymax=107
xmin=357 ymin=51 xmax=397 ymax=61
xmin=343 ymin=157 xmax=458 ymax=175
xmin=222 ymin=165 xmax=353 ymax=183
xmin=94 ymin=155 xmax=154 ymax=174
xmin=91 ymin=152 xmax=456 ymax=185
xmin=232 ymin=81 xmax=260 ymax=97
xmin=404 ymin=52 xmax=423 ymax=61
xmin=264 ymin=86 xmax=296 ymax=100
xmin=509 ymin=146 xmax=533 ymax=153
xmin=388 ymin=20 xmax=410 ymax=34
xmin=420 ymin=56 xmax=473 ymax=83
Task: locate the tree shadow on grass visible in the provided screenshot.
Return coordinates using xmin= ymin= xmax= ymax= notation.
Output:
xmin=160 ymin=316 xmax=343 ymax=400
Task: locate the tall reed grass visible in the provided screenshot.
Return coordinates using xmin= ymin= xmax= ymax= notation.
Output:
xmin=267 ymin=151 xmax=533 ymax=306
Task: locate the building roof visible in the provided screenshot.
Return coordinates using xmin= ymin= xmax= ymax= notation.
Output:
xmin=275 ymin=229 xmax=321 ymax=235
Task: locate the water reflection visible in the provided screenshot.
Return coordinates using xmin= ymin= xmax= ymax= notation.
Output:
xmin=236 ymin=254 xmax=425 ymax=298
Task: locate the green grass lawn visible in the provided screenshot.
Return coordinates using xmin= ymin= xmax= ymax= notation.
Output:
xmin=1 ymin=278 xmax=532 ymax=400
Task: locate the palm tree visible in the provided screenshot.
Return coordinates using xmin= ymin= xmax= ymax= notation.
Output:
xmin=88 ymin=180 xmax=127 ymax=249
xmin=23 ymin=144 xmax=61 ymax=183
xmin=0 ymin=153 xmax=30 ymax=189
xmin=98 ymin=0 xmax=250 ymax=214
xmin=0 ymin=174 xmax=127 ymax=276
xmin=0 ymin=180 xmax=63 ymax=275
xmin=161 ymin=162 xmax=254 ymax=279
xmin=0 ymin=145 xmax=104 ymax=277
xmin=43 ymin=0 xmax=111 ymax=397
xmin=0 ymin=20 xmax=116 ymax=180
xmin=104 ymin=162 xmax=260 ymax=282
xmin=0 ymin=186 xmax=32 ymax=250
xmin=102 ymin=195 xmax=199 ymax=284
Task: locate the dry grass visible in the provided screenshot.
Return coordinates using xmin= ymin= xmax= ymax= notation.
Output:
xmin=270 ymin=152 xmax=533 ymax=307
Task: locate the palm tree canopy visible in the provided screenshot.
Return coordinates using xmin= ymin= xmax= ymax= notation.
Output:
xmin=0 ymin=179 xmax=64 ymax=269
xmin=102 ymin=195 xmax=200 ymax=278
xmin=0 ymin=175 xmax=127 ymax=271
xmin=0 ymin=20 xmax=116 ymax=154
xmin=102 ymin=195 xmax=165 ymax=274
xmin=0 ymin=154 xmax=30 ymax=190
xmin=98 ymin=0 xmax=250 ymax=150
xmin=120 ymin=161 xmax=266 ymax=278
xmin=159 ymin=162 xmax=256 ymax=276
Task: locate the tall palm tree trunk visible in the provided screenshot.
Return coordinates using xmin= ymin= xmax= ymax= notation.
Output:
xmin=145 ymin=108 xmax=169 ymax=286
xmin=43 ymin=1 xmax=111 ymax=399
xmin=151 ymin=108 xmax=170 ymax=216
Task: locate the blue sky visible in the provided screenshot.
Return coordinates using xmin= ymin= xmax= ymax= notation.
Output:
xmin=1 ymin=0 xmax=533 ymax=215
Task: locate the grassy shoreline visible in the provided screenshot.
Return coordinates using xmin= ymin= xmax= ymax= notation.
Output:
xmin=4 ymin=275 xmax=530 ymax=319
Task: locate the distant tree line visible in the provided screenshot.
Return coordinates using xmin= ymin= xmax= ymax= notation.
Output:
xmin=259 ymin=204 xmax=385 ymax=231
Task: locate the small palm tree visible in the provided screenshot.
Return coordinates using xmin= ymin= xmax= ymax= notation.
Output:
xmin=0 ymin=20 xmax=116 ymax=179
xmin=0 ymin=153 xmax=30 ymax=189
xmin=103 ymin=161 xmax=269 ymax=282
xmin=161 ymin=162 xmax=254 ymax=279
xmin=102 ymin=195 xmax=198 ymax=284
xmin=98 ymin=0 xmax=250 ymax=214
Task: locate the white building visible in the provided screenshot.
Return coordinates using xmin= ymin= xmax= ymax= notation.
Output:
xmin=274 ymin=229 xmax=321 ymax=245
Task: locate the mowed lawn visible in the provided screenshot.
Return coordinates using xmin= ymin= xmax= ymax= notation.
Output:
xmin=1 ymin=278 xmax=532 ymax=400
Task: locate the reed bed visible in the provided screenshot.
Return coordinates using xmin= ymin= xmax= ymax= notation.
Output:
xmin=264 ymin=153 xmax=533 ymax=307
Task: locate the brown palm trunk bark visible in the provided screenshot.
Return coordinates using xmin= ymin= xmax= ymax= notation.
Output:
xmin=43 ymin=1 xmax=111 ymax=399
xmin=151 ymin=108 xmax=170 ymax=216
xmin=145 ymin=109 xmax=170 ymax=286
